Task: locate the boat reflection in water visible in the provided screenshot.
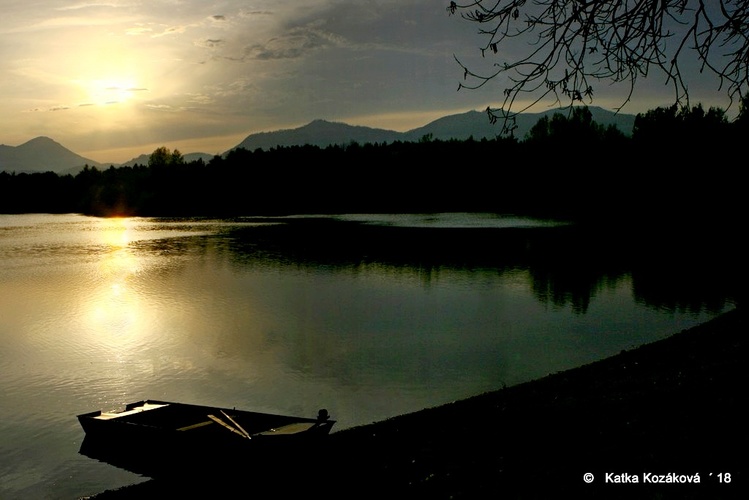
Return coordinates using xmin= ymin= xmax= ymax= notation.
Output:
xmin=78 ymin=400 xmax=335 ymax=479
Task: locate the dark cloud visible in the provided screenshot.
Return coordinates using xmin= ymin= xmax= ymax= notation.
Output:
xmin=241 ymin=27 xmax=341 ymax=61
xmin=197 ymin=38 xmax=224 ymax=48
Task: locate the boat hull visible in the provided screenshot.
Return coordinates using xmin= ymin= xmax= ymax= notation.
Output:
xmin=77 ymin=400 xmax=335 ymax=478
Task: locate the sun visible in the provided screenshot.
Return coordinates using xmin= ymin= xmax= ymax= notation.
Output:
xmin=83 ymin=78 xmax=146 ymax=106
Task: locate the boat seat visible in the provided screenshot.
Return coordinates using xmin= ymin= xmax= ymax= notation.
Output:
xmin=94 ymin=403 xmax=168 ymax=420
xmin=254 ymin=422 xmax=316 ymax=435
xmin=177 ymin=420 xmax=214 ymax=431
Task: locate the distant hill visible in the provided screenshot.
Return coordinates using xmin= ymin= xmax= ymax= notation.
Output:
xmin=1 ymin=106 xmax=636 ymax=173
xmin=404 ymin=107 xmax=636 ymax=143
xmin=232 ymin=106 xmax=636 ymax=152
xmin=0 ymin=137 xmax=105 ymax=173
xmin=0 ymin=138 xmax=216 ymax=174
xmin=231 ymin=119 xmax=404 ymax=152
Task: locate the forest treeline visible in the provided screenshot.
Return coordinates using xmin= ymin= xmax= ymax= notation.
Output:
xmin=1 ymin=103 xmax=745 ymax=226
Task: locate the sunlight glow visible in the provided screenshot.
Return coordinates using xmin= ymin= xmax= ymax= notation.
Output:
xmin=86 ymin=218 xmax=145 ymax=345
xmin=81 ymin=78 xmax=144 ymax=106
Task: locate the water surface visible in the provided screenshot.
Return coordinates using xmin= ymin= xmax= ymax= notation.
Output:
xmin=0 ymin=213 xmax=734 ymax=498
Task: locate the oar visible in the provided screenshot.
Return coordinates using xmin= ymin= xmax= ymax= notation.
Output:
xmin=207 ymin=414 xmax=249 ymax=438
xmin=221 ymin=410 xmax=252 ymax=439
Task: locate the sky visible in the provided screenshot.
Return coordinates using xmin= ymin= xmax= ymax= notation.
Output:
xmin=0 ymin=0 xmax=737 ymax=164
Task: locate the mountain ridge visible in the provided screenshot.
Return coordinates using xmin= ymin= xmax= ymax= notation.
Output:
xmin=209 ymin=106 xmax=637 ymax=154
xmin=1 ymin=106 xmax=636 ymax=173
xmin=0 ymin=136 xmax=105 ymax=173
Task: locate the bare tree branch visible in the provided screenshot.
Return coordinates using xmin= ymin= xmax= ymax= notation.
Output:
xmin=447 ymin=0 xmax=749 ymax=131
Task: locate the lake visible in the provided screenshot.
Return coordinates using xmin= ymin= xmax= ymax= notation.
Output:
xmin=0 ymin=212 xmax=737 ymax=499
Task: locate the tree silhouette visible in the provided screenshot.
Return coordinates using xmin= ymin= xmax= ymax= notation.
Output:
xmin=148 ymin=146 xmax=185 ymax=168
xmin=525 ymin=106 xmax=625 ymax=143
xmin=447 ymin=0 xmax=749 ymax=131
xmin=1 ymin=104 xmax=744 ymax=221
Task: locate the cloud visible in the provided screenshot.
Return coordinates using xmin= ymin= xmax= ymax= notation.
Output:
xmin=152 ymin=25 xmax=192 ymax=37
xmin=104 ymin=86 xmax=148 ymax=94
xmin=145 ymin=103 xmax=190 ymax=112
xmin=185 ymin=93 xmax=215 ymax=105
xmin=206 ymin=78 xmax=260 ymax=98
xmin=238 ymin=10 xmax=274 ymax=19
xmin=241 ymin=26 xmax=344 ymax=61
xmin=55 ymin=2 xmax=133 ymax=11
xmin=126 ymin=26 xmax=153 ymax=36
xmin=196 ymin=39 xmax=225 ymax=49
xmin=19 ymin=16 xmax=120 ymax=31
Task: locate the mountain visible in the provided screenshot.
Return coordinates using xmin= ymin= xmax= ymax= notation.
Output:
xmin=406 ymin=106 xmax=636 ymax=142
xmin=0 ymin=136 xmax=105 ymax=173
xmin=1 ymin=106 xmax=637 ymax=173
xmin=231 ymin=119 xmax=403 ymax=152
xmin=232 ymin=106 xmax=637 ymax=152
xmin=0 ymin=137 xmax=215 ymax=174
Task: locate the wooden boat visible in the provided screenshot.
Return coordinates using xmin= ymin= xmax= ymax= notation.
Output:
xmin=77 ymin=399 xmax=335 ymax=477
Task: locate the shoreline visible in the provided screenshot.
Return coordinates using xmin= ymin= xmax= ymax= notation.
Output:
xmin=81 ymin=307 xmax=746 ymax=499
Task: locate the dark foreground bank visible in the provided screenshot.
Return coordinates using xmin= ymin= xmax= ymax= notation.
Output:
xmin=81 ymin=307 xmax=747 ymax=499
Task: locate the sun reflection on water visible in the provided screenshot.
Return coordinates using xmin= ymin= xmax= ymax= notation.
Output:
xmin=86 ymin=218 xmax=146 ymax=349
